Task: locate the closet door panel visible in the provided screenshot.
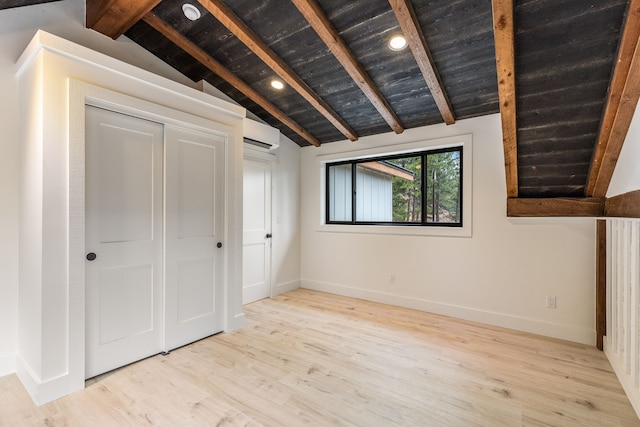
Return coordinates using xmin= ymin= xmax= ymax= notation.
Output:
xmin=176 ymin=141 xmax=216 ymax=238
xmin=164 ymin=125 xmax=225 ymax=351
xmin=85 ymin=106 xmax=164 ymax=379
xmin=177 ymin=255 xmax=215 ymax=322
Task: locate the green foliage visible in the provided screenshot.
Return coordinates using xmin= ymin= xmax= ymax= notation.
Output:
xmin=390 ymin=156 xmax=421 ymax=222
xmin=389 ymin=150 xmax=460 ymax=223
xmin=425 ymin=151 xmax=460 ymax=223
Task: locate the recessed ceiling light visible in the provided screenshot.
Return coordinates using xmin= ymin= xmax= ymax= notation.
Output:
xmin=271 ymin=80 xmax=284 ymax=90
xmin=182 ymin=3 xmax=201 ymax=21
xmin=388 ymin=35 xmax=408 ymax=51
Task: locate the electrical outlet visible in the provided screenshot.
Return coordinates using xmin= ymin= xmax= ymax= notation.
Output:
xmin=546 ymin=295 xmax=557 ymax=309
xmin=389 ymin=273 xmax=396 ymax=284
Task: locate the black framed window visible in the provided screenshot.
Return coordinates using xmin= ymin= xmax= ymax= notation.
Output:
xmin=326 ymin=147 xmax=462 ymax=226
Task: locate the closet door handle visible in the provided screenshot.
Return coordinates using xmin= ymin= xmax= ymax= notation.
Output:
xmin=266 ymin=233 xmax=272 ymax=239
xmin=86 ymin=252 xmax=97 ymax=261
xmin=217 ymin=242 xmax=222 ymax=248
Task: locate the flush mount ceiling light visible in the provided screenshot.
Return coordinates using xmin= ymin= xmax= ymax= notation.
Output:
xmin=182 ymin=3 xmax=201 ymax=21
xmin=388 ymin=35 xmax=408 ymax=51
xmin=270 ymin=80 xmax=284 ymax=90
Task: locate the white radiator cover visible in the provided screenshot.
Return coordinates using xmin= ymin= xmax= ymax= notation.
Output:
xmin=605 ymin=218 xmax=640 ymax=419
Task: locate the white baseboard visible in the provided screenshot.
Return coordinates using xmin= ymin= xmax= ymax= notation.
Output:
xmin=273 ymin=279 xmax=300 ymax=296
xmin=0 ymin=353 xmax=15 ymax=377
xmin=301 ymin=279 xmax=595 ymax=346
xmin=15 ymin=355 xmax=83 ymax=406
xmin=227 ymin=312 xmax=246 ymax=333
xmin=605 ymin=338 xmax=640 ymax=419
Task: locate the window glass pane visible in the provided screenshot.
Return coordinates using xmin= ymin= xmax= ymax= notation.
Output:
xmin=328 ymin=163 xmax=352 ymax=222
xmin=355 ymin=157 xmax=421 ymax=223
xmin=425 ymin=150 xmax=461 ymax=224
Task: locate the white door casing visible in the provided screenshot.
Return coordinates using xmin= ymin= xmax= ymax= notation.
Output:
xmin=85 ymin=106 xmax=164 ymax=379
xmin=242 ymin=155 xmax=273 ymax=304
xmin=164 ymin=125 xmax=225 ymax=350
xmin=85 ymin=108 xmax=227 ymax=378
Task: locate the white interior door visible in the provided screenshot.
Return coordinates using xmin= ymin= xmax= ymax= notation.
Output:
xmin=164 ymin=125 xmax=225 ymax=351
xmin=85 ymin=106 xmax=164 ymax=379
xmin=243 ymin=155 xmax=272 ymax=304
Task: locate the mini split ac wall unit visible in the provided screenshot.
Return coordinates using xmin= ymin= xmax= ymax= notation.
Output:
xmin=243 ymin=118 xmax=280 ymax=150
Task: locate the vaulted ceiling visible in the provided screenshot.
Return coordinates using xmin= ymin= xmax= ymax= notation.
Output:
xmin=4 ymin=0 xmax=640 ymax=215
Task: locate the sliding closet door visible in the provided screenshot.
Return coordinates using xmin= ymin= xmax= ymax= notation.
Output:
xmin=85 ymin=106 xmax=164 ymax=379
xmin=164 ymin=126 xmax=225 ymax=351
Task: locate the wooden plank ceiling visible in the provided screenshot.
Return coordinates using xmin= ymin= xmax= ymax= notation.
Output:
xmin=513 ymin=0 xmax=630 ymax=198
xmin=77 ymin=0 xmax=638 ymax=210
xmin=121 ymin=0 xmax=497 ymax=146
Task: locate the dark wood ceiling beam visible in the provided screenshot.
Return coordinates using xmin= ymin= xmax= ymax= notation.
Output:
xmin=586 ymin=0 xmax=640 ymax=197
xmin=291 ymin=0 xmax=404 ymax=134
xmin=605 ymin=189 xmax=640 ymax=218
xmin=507 ymin=197 xmax=605 ymax=217
xmin=508 ymin=190 xmax=640 ymax=218
xmin=86 ymin=0 xmax=161 ymax=39
xmin=198 ymin=0 xmax=358 ymax=142
xmin=492 ymin=0 xmax=518 ymax=199
xmin=388 ymin=0 xmax=455 ymax=126
xmin=142 ymin=12 xmax=321 ymax=147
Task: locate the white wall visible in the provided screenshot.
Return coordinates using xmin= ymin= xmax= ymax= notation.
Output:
xmin=270 ymin=136 xmax=302 ymax=294
xmin=0 ymin=0 xmax=199 ymax=377
xmin=607 ymin=105 xmax=640 ymax=196
xmin=0 ymin=27 xmax=21 ymax=376
xmin=300 ymin=114 xmax=598 ymax=345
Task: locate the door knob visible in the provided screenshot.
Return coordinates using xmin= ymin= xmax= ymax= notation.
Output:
xmin=217 ymin=242 xmax=222 ymax=248
xmin=86 ymin=252 xmax=97 ymax=261
xmin=266 ymin=233 xmax=272 ymax=239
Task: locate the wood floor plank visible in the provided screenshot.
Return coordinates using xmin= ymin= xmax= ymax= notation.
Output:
xmin=0 ymin=288 xmax=638 ymax=426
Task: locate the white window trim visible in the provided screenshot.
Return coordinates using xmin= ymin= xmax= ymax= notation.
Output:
xmin=317 ymin=134 xmax=472 ymax=238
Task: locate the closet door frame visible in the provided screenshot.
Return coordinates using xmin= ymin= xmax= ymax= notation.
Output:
xmin=68 ymin=80 xmax=242 ymax=394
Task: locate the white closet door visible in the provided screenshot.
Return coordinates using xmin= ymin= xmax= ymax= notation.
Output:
xmin=243 ymin=156 xmax=272 ymax=304
xmin=85 ymin=106 xmax=164 ymax=379
xmin=164 ymin=126 xmax=225 ymax=351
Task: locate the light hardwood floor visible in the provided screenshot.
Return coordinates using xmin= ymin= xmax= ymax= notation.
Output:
xmin=1 ymin=289 xmax=638 ymax=426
